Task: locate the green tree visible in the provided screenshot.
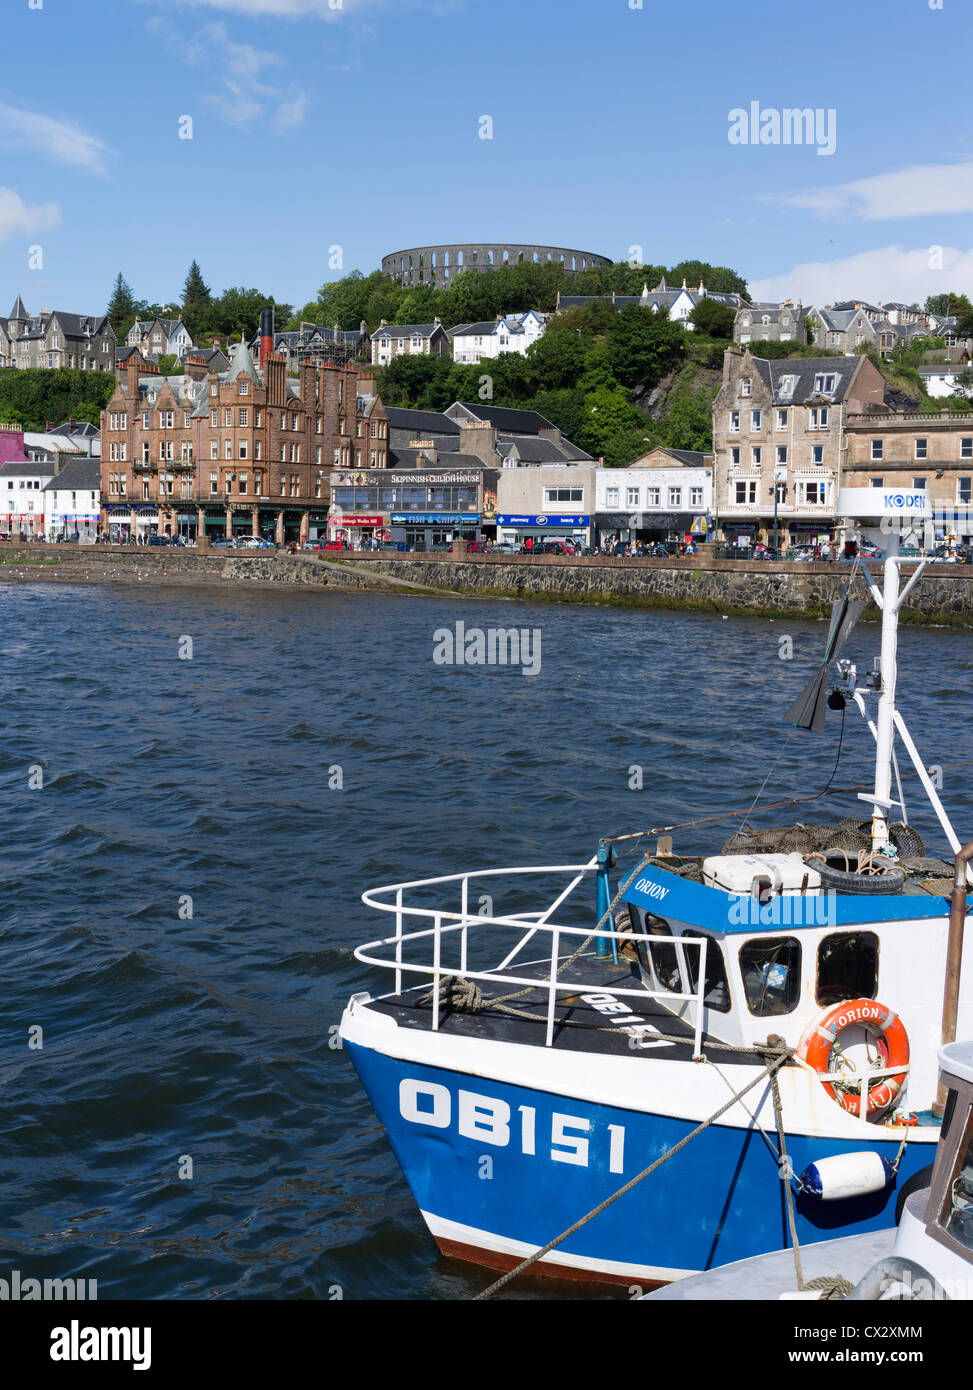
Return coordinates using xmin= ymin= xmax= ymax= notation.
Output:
xmin=605 ymin=305 xmax=686 ymax=389
xmin=106 ymin=273 xmax=138 ymax=339
xmin=952 ymin=367 xmax=973 ymax=402
xmin=689 ymin=298 xmax=736 ymax=339
xmin=181 ymin=260 xmax=212 ymax=334
xmin=523 ymin=331 xmax=586 ymax=391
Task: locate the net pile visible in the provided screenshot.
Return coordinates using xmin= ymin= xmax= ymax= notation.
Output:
xmin=722 ymin=819 xmax=926 ymax=859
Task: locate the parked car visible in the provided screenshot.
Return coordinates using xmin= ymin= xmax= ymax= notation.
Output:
xmin=211 ymin=537 xmax=236 ymax=549
xmin=148 ymin=534 xmax=173 ymax=546
xmin=320 ymin=540 xmax=348 ymax=552
xmin=492 ymin=541 xmax=518 ymax=554
xmin=300 ymin=540 xmax=320 ymax=551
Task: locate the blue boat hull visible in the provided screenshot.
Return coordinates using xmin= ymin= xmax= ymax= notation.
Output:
xmin=346 ymin=1038 xmax=934 ymax=1285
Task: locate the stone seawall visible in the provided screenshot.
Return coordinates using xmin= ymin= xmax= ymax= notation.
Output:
xmin=2 ymin=545 xmax=973 ymax=623
xmin=346 ymin=554 xmax=973 ymax=624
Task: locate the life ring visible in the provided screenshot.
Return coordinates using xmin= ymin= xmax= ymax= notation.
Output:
xmin=799 ymin=999 xmax=910 ymax=1119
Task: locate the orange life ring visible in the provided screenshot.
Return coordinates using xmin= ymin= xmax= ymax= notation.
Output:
xmin=799 ymin=999 xmax=910 ymax=1119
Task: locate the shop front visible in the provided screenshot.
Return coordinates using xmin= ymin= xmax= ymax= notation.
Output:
xmin=390 ymin=512 xmax=477 ymax=550
xmin=5 ymin=506 xmax=44 ymax=540
xmin=50 ymin=510 xmax=100 ymax=542
xmin=103 ymin=505 xmax=160 ymax=541
xmin=595 ymin=510 xmax=700 ymax=548
xmin=331 ymin=467 xmax=494 ymax=551
xmin=496 ymin=513 xmax=591 ymax=549
xmin=329 ymin=512 xmax=386 ymax=548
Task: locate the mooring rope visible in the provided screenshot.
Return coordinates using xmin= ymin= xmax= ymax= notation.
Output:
xmin=473 ymin=1043 xmax=793 ymax=1300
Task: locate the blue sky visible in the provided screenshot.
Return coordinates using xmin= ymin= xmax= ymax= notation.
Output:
xmin=1 ymin=0 xmax=971 ymax=319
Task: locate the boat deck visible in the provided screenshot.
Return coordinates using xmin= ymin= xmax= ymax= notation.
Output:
xmin=368 ymin=954 xmax=768 ymax=1065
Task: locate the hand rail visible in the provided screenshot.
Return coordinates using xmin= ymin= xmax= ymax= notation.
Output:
xmin=355 ymin=864 xmax=712 ymax=1057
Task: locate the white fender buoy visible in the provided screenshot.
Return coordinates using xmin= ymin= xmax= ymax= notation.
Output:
xmin=796 ymin=1152 xmax=895 ymax=1202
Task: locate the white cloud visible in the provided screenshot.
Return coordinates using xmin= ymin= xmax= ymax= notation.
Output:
xmin=0 ymin=105 xmax=111 ymax=175
xmin=749 ymin=244 xmax=973 ymax=307
xmin=768 ymin=161 xmax=973 ymax=221
xmin=152 ymin=17 xmax=309 ymax=133
xmin=0 ymin=188 xmax=61 ymax=245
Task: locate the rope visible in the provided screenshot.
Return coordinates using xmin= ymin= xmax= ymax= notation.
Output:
xmin=613 ymin=756 xmax=973 ymax=840
xmin=805 ymin=1273 xmax=856 ymax=1300
xmin=765 ymin=1037 xmax=804 ymax=1291
xmin=473 ymin=1044 xmax=794 ymax=1299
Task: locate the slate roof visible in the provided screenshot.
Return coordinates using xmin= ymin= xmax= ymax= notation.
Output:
xmin=373 ymin=323 xmax=445 ymax=339
xmin=388 ymin=447 xmax=486 ymax=470
xmin=0 ymin=457 xmax=55 ymax=478
xmin=497 ymin=436 xmax=593 ymax=464
xmin=749 ymin=355 xmax=858 ymax=403
xmin=8 ymin=295 xmax=28 ymax=320
xmin=43 ymin=457 xmax=100 ymax=491
xmin=385 ymin=407 xmax=460 ymax=436
xmin=450 ymin=402 xmax=556 ymax=434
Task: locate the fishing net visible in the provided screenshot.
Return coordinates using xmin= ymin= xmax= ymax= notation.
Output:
xmin=721 ymin=819 xmax=926 ymax=859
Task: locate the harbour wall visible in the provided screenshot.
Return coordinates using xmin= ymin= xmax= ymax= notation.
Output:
xmin=2 ymin=545 xmax=973 ymax=623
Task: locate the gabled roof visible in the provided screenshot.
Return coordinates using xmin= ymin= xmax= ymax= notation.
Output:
xmin=43 ymin=457 xmax=100 ymax=491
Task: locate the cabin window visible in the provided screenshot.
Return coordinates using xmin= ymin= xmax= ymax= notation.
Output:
xmin=816 ymin=931 xmax=879 ymax=1007
xmin=634 ymin=913 xmax=683 ymax=993
xmin=739 ymin=936 xmax=801 ymax=1016
xmin=939 ymin=1104 xmax=973 ymax=1250
xmin=682 ymin=932 xmax=731 ymax=1013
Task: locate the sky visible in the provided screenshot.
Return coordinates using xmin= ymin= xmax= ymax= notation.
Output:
xmin=1 ymin=0 xmax=971 ymax=319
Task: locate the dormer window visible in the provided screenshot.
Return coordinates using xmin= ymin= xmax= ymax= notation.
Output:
xmin=814 ymin=373 xmax=837 ymax=394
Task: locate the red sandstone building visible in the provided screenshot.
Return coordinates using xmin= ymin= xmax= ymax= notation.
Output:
xmin=99 ymin=326 xmax=388 ymax=544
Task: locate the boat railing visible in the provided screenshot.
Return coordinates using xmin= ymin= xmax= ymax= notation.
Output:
xmin=356 ymin=863 xmax=711 ymax=1057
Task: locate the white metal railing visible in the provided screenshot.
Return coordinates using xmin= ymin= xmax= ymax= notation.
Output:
xmin=355 ymin=863 xmax=711 ymax=1057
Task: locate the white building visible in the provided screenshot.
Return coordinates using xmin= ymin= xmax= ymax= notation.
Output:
xmin=595 ymin=448 xmax=712 ymax=545
xmin=451 ymin=311 xmax=548 ymax=364
xmin=43 ymin=457 xmax=101 ymax=541
xmin=0 ymin=455 xmax=55 ymax=539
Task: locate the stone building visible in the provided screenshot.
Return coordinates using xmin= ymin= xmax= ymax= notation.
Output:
xmin=99 ymin=340 xmax=388 ymax=544
xmin=843 ymin=407 xmax=973 ymax=546
xmin=712 ymin=347 xmax=888 ymax=551
xmin=0 ymin=296 xmax=116 ymax=371
xmin=371 ymin=319 xmax=451 ymax=367
xmin=734 ymin=301 xmax=803 ymax=345
xmin=125 ymin=317 xmax=193 ymax=362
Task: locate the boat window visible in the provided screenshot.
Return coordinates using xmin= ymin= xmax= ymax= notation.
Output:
xmin=634 ymin=912 xmax=684 ymax=994
xmin=940 ymin=1107 xmax=973 ymax=1251
xmin=739 ymin=937 xmax=801 ymax=1016
xmin=682 ymin=933 xmax=731 ymax=1013
xmin=816 ymin=931 xmax=879 ymax=1007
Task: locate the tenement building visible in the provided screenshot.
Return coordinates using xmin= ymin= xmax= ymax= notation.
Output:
xmin=712 ymin=347 xmax=888 ymax=552
xmin=99 ymin=340 xmax=388 ymax=544
xmin=843 ymin=407 xmax=973 ymax=547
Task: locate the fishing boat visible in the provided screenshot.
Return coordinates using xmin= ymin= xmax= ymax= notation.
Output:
xmin=340 ymin=488 xmax=972 ymax=1289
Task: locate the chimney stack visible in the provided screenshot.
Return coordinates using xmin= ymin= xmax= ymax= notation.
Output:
xmin=259 ymin=307 xmax=274 ymax=366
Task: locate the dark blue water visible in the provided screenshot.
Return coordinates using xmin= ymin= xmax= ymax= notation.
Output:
xmin=2 ymin=579 xmax=971 ymax=1299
